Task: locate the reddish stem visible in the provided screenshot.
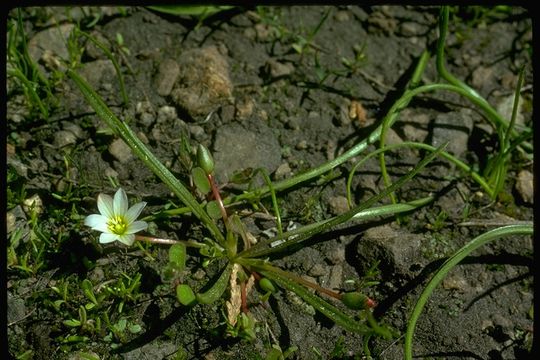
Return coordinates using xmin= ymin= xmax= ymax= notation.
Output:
xmin=241 ymin=281 xmax=249 ymax=313
xmin=208 ymin=174 xmax=228 ymax=222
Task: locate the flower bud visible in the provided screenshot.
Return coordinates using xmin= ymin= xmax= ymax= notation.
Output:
xmin=197 ymin=144 xmax=214 ymax=175
xmin=259 ymin=278 xmax=276 ymax=293
xmin=341 ymin=292 xmax=369 ymax=310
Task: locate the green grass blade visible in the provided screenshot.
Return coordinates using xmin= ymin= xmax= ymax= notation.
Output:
xmin=347 ymin=141 xmax=495 ymax=204
xmin=240 ymin=144 xmax=447 ymax=258
xmin=147 ymin=5 xmax=234 ymax=17
xmin=196 ymin=263 xmax=233 ymax=304
xmin=404 ymin=224 xmax=533 ymax=360
xmin=75 ymin=29 xmax=129 ymax=106
xmin=250 ymin=168 xmax=283 ymax=239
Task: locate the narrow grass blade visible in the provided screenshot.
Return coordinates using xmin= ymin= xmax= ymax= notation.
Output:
xmin=404 ymin=224 xmax=533 ymax=360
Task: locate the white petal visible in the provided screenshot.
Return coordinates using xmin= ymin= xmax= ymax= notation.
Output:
xmin=99 ymin=233 xmax=119 ymax=244
xmin=125 ymin=202 xmax=146 ymax=223
xmin=97 ymin=193 xmax=114 ymax=218
xmin=126 ymin=220 xmax=148 ymax=234
xmin=117 ymin=234 xmax=136 ymax=246
xmin=114 ymin=188 xmax=128 ymax=215
xmin=84 ymin=214 xmax=110 ymax=232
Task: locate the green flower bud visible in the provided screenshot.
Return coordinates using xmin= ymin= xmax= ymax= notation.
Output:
xmin=259 ymin=278 xmax=276 ymax=293
xmin=341 ymin=292 xmax=368 ymax=310
xmin=197 ymin=144 xmax=214 ymax=175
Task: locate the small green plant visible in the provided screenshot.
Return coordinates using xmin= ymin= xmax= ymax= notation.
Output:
xmin=290 ymin=8 xmax=331 ymax=56
xmin=7 ymin=9 xmax=58 ymax=119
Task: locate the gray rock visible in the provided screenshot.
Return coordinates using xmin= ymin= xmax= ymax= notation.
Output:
xmin=170 ymin=46 xmax=233 ymax=121
xmin=7 ymin=292 xmax=26 ymax=325
xmin=53 ymin=130 xmax=78 ymax=148
xmin=327 ymin=195 xmax=349 ymax=215
xmin=381 ymin=127 xmax=403 ymax=146
xmin=123 ymin=341 xmax=178 ymax=360
xmin=62 ymin=122 xmax=85 ymax=139
xmin=235 ymin=98 xmax=255 ymax=120
xmin=335 ymin=10 xmax=351 ymax=22
xmin=139 ymin=112 xmax=155 ymax=128
xmin=515 ymin=170 xmax=533 ymax=204
xmin=28 ymin=24 xmax=74 ymax=72
xmin=295 ymin=140 xmax=308 ymax=150
xmin=7 ymin=156 xmax=28 ymax=178
xmin=496 ymin=94 xmax=526 ymax=127
xmin=188 ymin=125 xmax=206 ymax=142
xmin=84 ymin=30 xmax=111 ymax=60
xmin=136 ymin=101 xmax=157 ymax=128
xmin=357 ymin=224 xmax=422 ymax=278
xmin=254 ymin=23 xmax=275 ymax=42
xmin=108 ymin=138 xmax=133 ymax=163
xmin=401 ymin=110 xmax=430 ymax=142
xmin=399 ymin=22 xmax=421 ymax=37
xmin=326 ymin=245 xmax=346 ymax=265
xmin=213 ymin=123 xmax=281 ymax=184
xmin=308 ymin=263 xmax=326 ymax=277
xmin=23 ymin=194 xmax=44 ymax=215
xmin=337 ymin=102 xmax=352 ymax=127
xmin=156 ymin=106 xmax=177 ymax=124
xmin=324 ymin=264 xmax=343 ymax=291
xmin=154 ymin=58 xmax=180 ymax=97
xmin=442 ymin=274 xmax=469 ymax=293
xmin=7 ymin=206 xmax=29 ymax=249
xmin=104 ymin=167 xmax=119 ymax=179
xmin=431 ymin=108 xmax=474 ymax=157
xmin=274 ymin=162 xmax=292 ymax=180
xmin=264 ymin=58 xmax=295 ymax=79
xmin=471 ymin=65 xmax=494 ymax=90
xmin=77 ymin=59 xmax=116 ymax=90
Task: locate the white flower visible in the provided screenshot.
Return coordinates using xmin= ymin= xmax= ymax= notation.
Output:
xmin=84 ymin=188 xmax=148 ymax=246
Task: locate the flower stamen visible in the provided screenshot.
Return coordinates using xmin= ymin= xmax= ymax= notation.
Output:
xmin=108 ymin=215 xmax=128 ymax=234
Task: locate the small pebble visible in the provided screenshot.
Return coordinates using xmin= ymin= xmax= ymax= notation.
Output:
xmin=515 ymin=170 xmax=533 ymax=204
xmin=109 ymin=138 xmax=133 ymax=163
xmin=23 ymin=194 xmax=44 ymax=215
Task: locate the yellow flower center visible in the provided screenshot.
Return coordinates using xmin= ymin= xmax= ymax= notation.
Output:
xmin=108 ymin=215 xmax=128 ymax=235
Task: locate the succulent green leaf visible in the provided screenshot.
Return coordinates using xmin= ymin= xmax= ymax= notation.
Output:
xmin=206 ymin=200 xmax=222 ymax=220
xmin=168 ymin=243 xmax=187 ymax=270
xmin=64 ymin=319 xmax=82 ymax=327
xmin=192 ymin=167 xmax=211 ymax=194
xmin=196 ymin=263 xmax=233 ymax=304
xmin=176 ymin=284 xmax=197 ymax=306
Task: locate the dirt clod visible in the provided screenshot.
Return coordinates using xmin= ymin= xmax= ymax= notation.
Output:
xmin=170 ymin=46 xmax=234 ymax=121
